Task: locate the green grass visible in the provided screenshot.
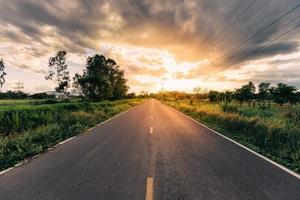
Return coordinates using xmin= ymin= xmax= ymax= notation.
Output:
xmin=0 ymin=99 xmax=144 ymax=171
xmin=166 ymin=100 xmax=300 ymax=173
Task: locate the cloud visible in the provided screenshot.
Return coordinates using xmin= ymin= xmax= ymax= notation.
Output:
xmin=226 ymin=42 xmax=299 ymax=65
xmin=218 ymin=51 xmax=300 ymax=88
xmin=0 ymin=0 xmax=300 ymax=92
xmin=127 ymin=65 xmax=168 ymax=77
xmin=1 ymin=0 xmax=299 ymax=63
xmin=13 ymin=63 xmax=46 ymax=74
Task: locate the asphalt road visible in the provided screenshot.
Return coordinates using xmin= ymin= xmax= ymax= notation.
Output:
xmin=0 ymin=99 xmax=299 ymax=200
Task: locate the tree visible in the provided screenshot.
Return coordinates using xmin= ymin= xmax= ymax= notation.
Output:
xmin=127 ymin=92 xmax=136 ymax=99
xmin=193 ymin=87 xmax=201 ymax=99
xmin=269 ymin=83 xmax=297 ymax=106
xmin=140 ymin=91 xmax=149 ymax=97
xmin=208 ymin=90 xmax=232 ymax=103
xmin=257 ymin=82 xmax=271 ymax=106
xmin=30 ymin=92 xmax=55 ymax=99
xmin=296 ymin=92 xmax=300 ymax=104
xmin=194 ymin=87 xmax=208 ymax=99
xmin=234 ymin=82 xmax=256 ymax=106
xmin=208 ymin=90 xmax=219 ymax=102
xmin=224 ymin=91 xmax=233 ymax=103
xmin=0 ymin=59 xmax=7 ymax=90
xmin=0 ymin=90 xmax=28 ymax=99
xmin=45 ymin=51 xmax=70 ymax=97
xmin=73 ymin=54 xmax=129 ymax=100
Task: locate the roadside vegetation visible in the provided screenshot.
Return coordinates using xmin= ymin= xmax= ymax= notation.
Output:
xmin=161 ymin=82 xmax=300 ymax=173
xmin=0 ymin=52 xmax=144 ymax=171
xmin=0 ymin=99 xmax=143 ymax=171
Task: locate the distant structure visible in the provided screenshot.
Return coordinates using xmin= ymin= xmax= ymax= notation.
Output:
xmin=45 ymin=91 xmax=60 ymax=98
xmin=12 ymin=82 xmax=24 ymax=92
xmin=45 ymin=90 xmax=81 ymax=98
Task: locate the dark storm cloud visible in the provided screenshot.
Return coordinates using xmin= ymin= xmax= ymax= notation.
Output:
xmin=241 ymin=67 xmax=300 ymax=88
xmin=0 ymin=0 xmax=109 ymax=52
xmin=0 ymin=0 xmax=299 ymax=67
xmin=227 ymin=42 xmax=299 ymax=64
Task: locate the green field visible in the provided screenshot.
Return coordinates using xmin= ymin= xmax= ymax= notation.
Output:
xmin=0 ymin=99 xmax=143 ymax=170
xmin=165 ymin=99 xmax=300 ymax=173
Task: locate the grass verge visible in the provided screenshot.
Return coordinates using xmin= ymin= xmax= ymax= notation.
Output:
xmin=165 ymin=100 xmax=300 ymax=173
xmin=0 ymin=99 xmax=143 ymax=171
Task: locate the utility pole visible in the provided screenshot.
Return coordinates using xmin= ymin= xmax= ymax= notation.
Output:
xmin=161 ymin=81 xmax=164 ymax=102
xmin=12 ymin=82 xmax=24 ymax=99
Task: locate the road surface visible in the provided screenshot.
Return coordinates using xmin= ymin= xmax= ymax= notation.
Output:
xmin=0 ymin=99 xmax=299 ymax=200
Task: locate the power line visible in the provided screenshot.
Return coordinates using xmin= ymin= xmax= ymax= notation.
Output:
xmin=191 ymin=0 xmax=245 ymax=58
xmin=215 ymin=0 xmax=259 ymax=40
xmin=215 ymin=0 xmax=272 ymax=51
xmin=253 ymin=13 xmax=300 ymax=44
xmin=222 ymin=12 xmax=300 ymax=65
xmin=201 ymin=0 xmax=259 ymax=52
xmin=217 ymin=2 xmax=300 ymax=62
xmin=227 ymin=22 xmax=300 ymax=68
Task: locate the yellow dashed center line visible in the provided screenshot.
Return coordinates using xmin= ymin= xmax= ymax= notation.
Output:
xmin=150 ymin=127 xmax=153 ymax=135
xmin=145 ymin=177 xmax=153 ymax=200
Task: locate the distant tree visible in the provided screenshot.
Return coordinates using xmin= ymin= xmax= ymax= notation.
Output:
xmin=234 ymin=82 xmax=256 ymax=106
xmin=127 ymin=92 xmax=136 ymax=99
xmin=208 ymin=90 xmax=232 ymax=103
xmin=140 ymin=91 xmax=149 ymax=97
xmin=208 ymin=90 xmax=219 ymax=103
xmin=269 ymin=83 xmax=297 ymax=106
xmin=45 ymin=51 xmax=70 ymax=97
xmin=0 ymin=90 xmax=28 ymax=99
xmin=193 ymin=87 xmax=201 ymax=99
xmin=166 ymin=91 xmax=192 ymax=100
xmin=194 ymin=87 xmax=208 ymax=100
xmin=296 ymin=92 xmax=300 ymax=104
xmin=30 ymin=92 xmax=55 ymax=99
xmin=189 ymin=97 xmax=194 ymax=105
xmin=257 ymin=82 xmax=271 ymax=106
xmin=224 ymin=91 xmax=233 ymax=103
xmin=0 ymin=59 xmax=7 ymax=90
xmin=73 ymin=54 xmax=129 ymax=100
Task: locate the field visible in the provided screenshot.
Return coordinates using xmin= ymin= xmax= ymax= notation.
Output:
xmin=0 ymin=98 xmax=143 ymax=170
xmin=165 ymin=99 xmax=300 ymax=172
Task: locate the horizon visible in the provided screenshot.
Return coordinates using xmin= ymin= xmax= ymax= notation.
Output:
xmin=0 ymin=0 xmax=300 ymax=93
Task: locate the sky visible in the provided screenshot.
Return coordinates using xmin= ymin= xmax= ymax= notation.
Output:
xmin=0 ymin=0 xmax=299 ymax=93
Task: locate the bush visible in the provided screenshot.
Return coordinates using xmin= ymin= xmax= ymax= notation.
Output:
xmin=284 ymin=105 xmax=300 ymax=123
xmin=166 ymin=100 xmax=300 ymax=172
xmin=0 ymin=99 xmax=143 ymax=170
xmin=0 ymin=123 xmax=87 ymax=170
xmin=220 ymin=102 xmax=238 ymax=113
xmin=0 ymin=103 xmax=81 ymax=136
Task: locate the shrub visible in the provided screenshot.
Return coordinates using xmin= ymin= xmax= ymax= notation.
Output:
xmin=284 ymin=105 xmax=300 ymax=123
xmin=220 ymin=102 xmax=238 ymax=113
xmin=166 ymin=100 xmax=300 ymax=172
xmin=0 ymin=99 xmax=144 ymax=170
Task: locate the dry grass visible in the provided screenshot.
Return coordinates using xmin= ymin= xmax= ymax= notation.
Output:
xmin=166 ymin=100 xmax=300 ymax=173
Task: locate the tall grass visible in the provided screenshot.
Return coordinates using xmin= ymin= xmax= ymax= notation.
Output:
xmin=0 ymin=103 xmax=81 ymax=136
xmin=0 ymin=99 xmax=143 ymax=170
xmin=0 ymin=99 xmax=142 ymax=137
xmin=166 ymin=100 xmax=300 ymax=172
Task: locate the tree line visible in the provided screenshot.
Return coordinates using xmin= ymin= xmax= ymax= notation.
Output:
xmin=0 ymin=51 xmax=129 ymax=101
xmin=208 ymin=82 xmax=300 ymax=106
xmin=156 ymin=82 xmax=300 ymax=107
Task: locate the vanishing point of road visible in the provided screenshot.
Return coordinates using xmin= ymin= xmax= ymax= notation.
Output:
xmin=0 ymin=99 xmax=299 ymax=200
